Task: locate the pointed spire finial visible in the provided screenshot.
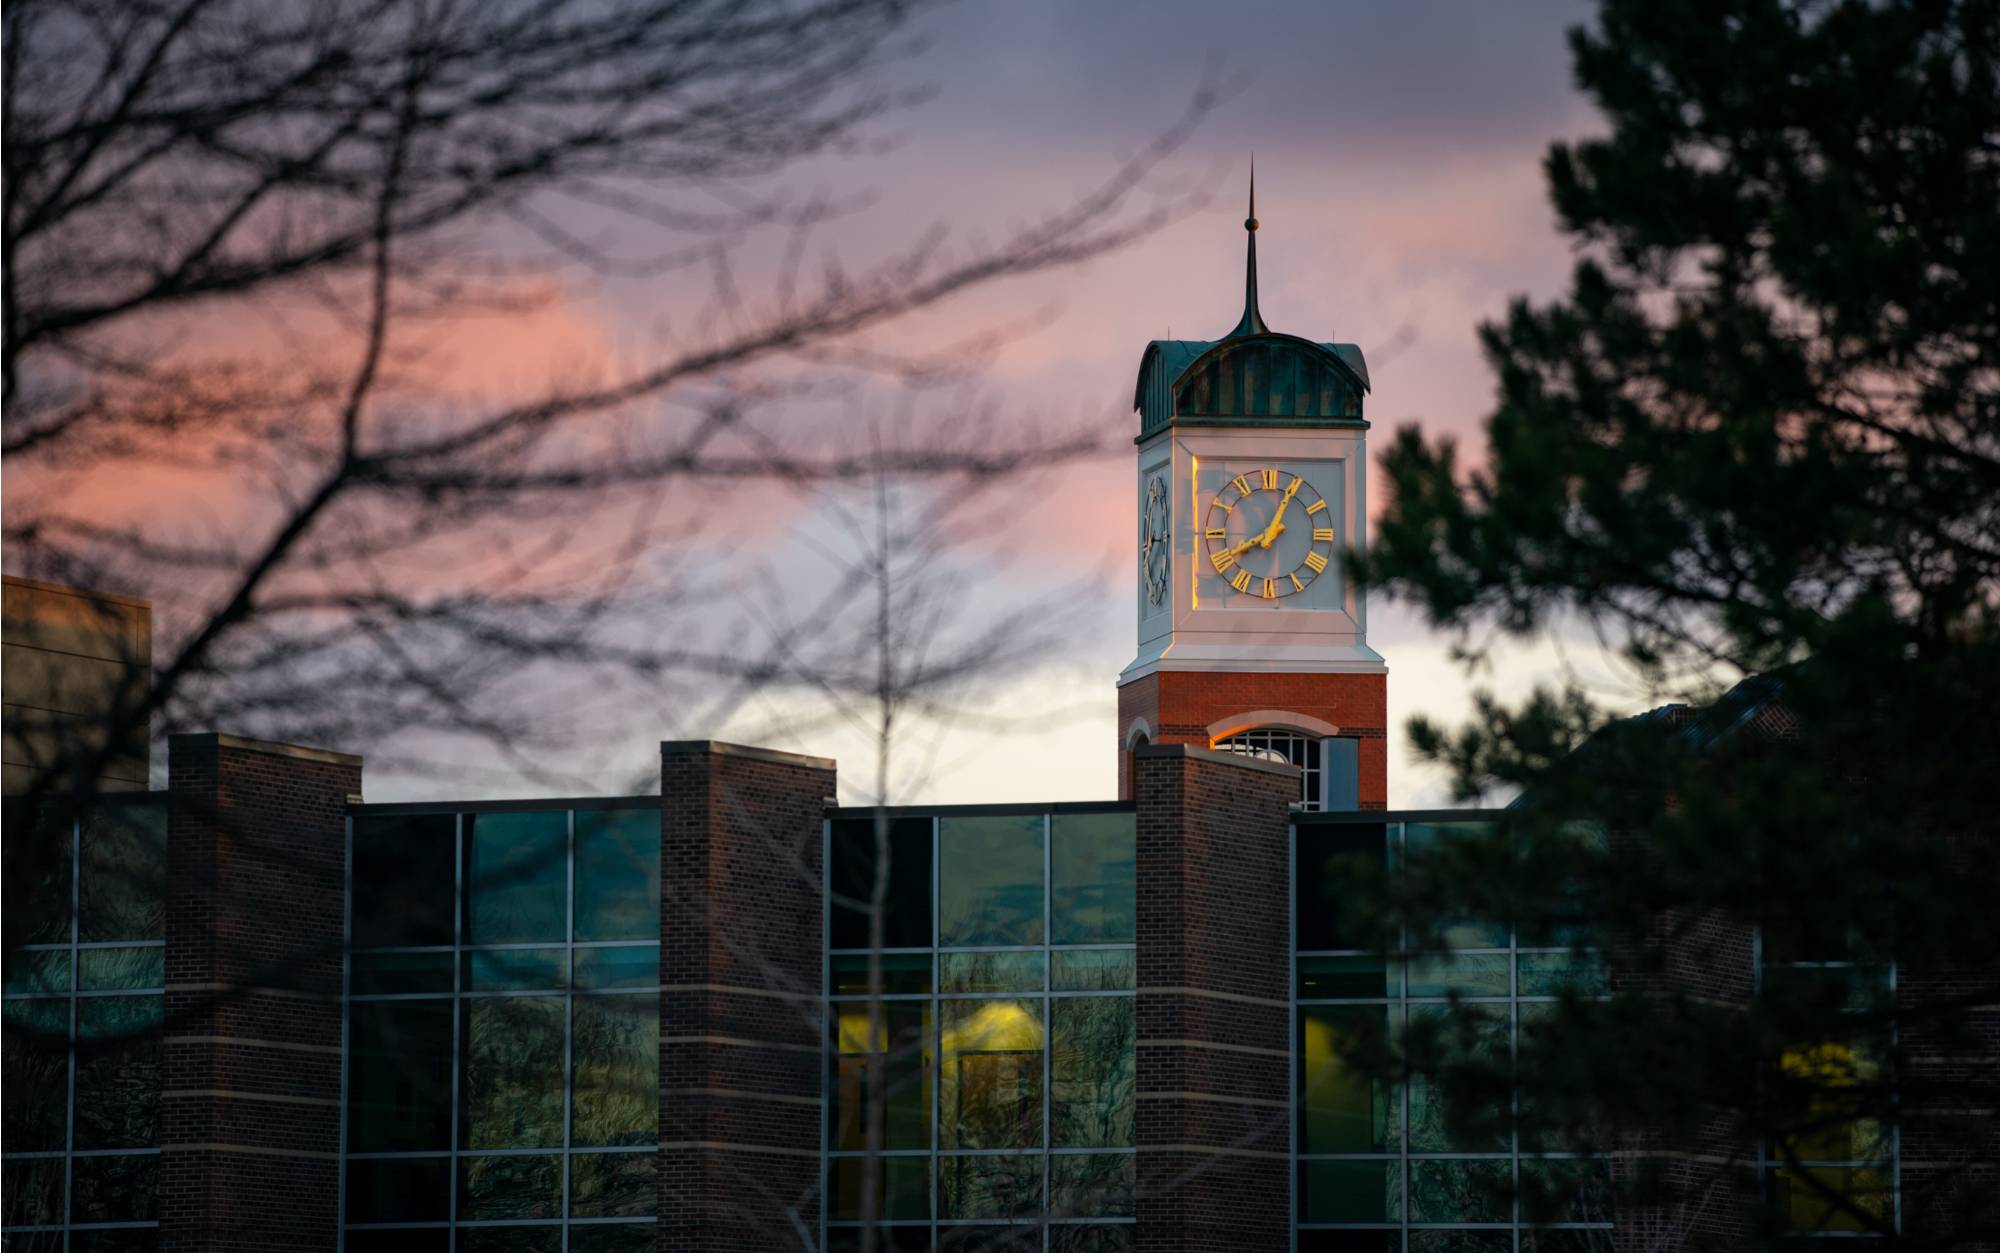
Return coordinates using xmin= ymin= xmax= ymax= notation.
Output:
xmin=1229 ymin=158 xmax=1268 ymax=338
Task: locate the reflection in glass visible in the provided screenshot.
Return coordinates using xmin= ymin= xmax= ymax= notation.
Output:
xmin=76 ymin=945 xmax=164 ymax=991
xmin=1404 ymin=822 xmax=1507 ymax=949
xmin=1051 ymin=812 xmax=1136 ymax=944
xmin=1518 ymin=1156 xmax=1613 ymax=1226
xmin=1051 ymin=1152 xmax=1136 ymax=1217
xmin=1299 ymin=1157 xmax=1400 ymax=1223
xmin=1406 ymin=1005 xmax=1509 ymax=1153
xmin=464 ymin=810 xmax=567 ymax=944
xmin=6 ymin=948 xmax=71 ymax=995
xmin=352 ymin=814 xmax=455 ymax=947
xmin=344 ymin=1155 xmax=449 ymax=1223
xmin=1299 ymin=1004 xmax=1395 ymax=1153
xmin=1768 ymin=1162 xmax=1892 ymax=1232
xmin=68 ymin=1152 xmax=158 ymax=1223
xmin=575 ymin=808 xmax=660 ymax=941
xmin=570 ymin=1151 xmax=657 ymax=1218
xmin=351 ymin=949 xmax=454 ymax=995
xmin=458 ymin=1152 xmax=561 ymax=1219
xmin=573 ymin=945 xmax=660 ymax=990
xmin=941 ymin=998 xmax=1045 ymax=1149
xmin=832 ymin=1002 xmax=932 ymax=1151
xmin=571 ymin=994 xmax=657 ymax=1146
xmin=830 ymin=816 xmax=934 ymax=950
xmin=1051 ymin=998 xmax=1135 ymax=1148
xmin=938 ymin=815 xmax=1044 ymax=947
xmin=939 ymin=1153 xmax=1040 ymax=1219
xmin=2 ymin=997 xmax=69 ymax=1150
xmin=831 ymin=952 xmax=932 ymax=996
xmin=829 ymin=1154 xmax=931 ymax=1221
xmin=79 ymin=801 xmax=165 ymax=941
xmin=348 ymin=998 xmax=454 ymax=1151
xmin=1297 ymin=953 xmax=1394 ymax=999
xmin=1050 ymin=1223 xmax=1138 ymax=1253
xmin=457 ymin=1227 xmax=561 ymax=1253
xmin=74 ymin=994 xmax=161 ymax=1148
xmin=1296 ymin=824 xmax=1390 ymax=950
xmin=4 ymin=1155 xmax=66 ymax=1227
xmin=940 ymin=950 xmax=1044 ymax=994
xmin=8 ymin=802 xmax=71 ymax=944
xmin=463 ymin=946 xmax=567 ymax=991
xmin=461 ymin=996 xmax=565 ymax=1148
xmin=1051 ymin=949 xmax=1135 ymax=992
xmin=1406 ymin=952 xmax=1509 ymax=998
xmin=566 ymin=1226 xmax=660 ymax=1253
xmin=1408 ymin=1230 xmax=1512 ymax=1253
xmin=1517 ymin=950 xmax=1609 ymax=996
xmin=1408 ymin=1156 xmax=1510 ymax=1223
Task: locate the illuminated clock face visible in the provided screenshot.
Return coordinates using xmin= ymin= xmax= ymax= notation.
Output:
xmin=1142 ymin=475 xmax=1171 ymax=606
xmin=1202 ymin=467 xmax=1335 ymax=600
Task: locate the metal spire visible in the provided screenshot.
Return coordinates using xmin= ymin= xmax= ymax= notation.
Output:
xmin=1229 ymin=159 xmax=1268 ymax=338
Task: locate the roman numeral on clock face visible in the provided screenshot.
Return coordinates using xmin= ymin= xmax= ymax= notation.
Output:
xmin=1313 ymin=527 xmax=1335 ymax=542
xmin=1261 ymin=578 xmax=1276 ymax=599
xmin=1261 ymin=468 xmax=1279 ymax=489
xmin=1304 ymin=551 xmax=1328 ymax=574
xmin=1306 ymin=499 xmax=1326 ymax=515
xmin=1230 ymin=568 xmax=1252 ymax=593
xmin=1211 ymin=550 xmax=1235 ymax=573
xmin=1231 ymin=474 xmax=1252 ymax=497
xmin=1205 ymin=527 xmax=1227 ymax=540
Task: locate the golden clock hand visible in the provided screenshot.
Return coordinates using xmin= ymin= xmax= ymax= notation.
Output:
xmin=1266 ymin=476 xmax=1304 ymax=534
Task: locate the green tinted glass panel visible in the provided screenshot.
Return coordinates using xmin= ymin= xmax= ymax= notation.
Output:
xmin=5 ymin=803 xmax=71 ymax=944
xmin=573 ymin=945 xmax=659 ymax=990
xmin=348 ymin=998 xmax=454 ymax=1151
xmin=566 ymin=1226 xmax=659 ymax=1253
xmin=1297 ymin=824 xmax=1389 ymax=950
xmin=940 ymin=950 xmax=1044 ymax=994
xmin=830 ymin=816 xmax=934 ymax=950
xmin=3 ymin=1155 xmax=66 ymax=1227
xmin=570 ymin=1150 xmax=656 ymax=1218
xmin=938 ymin=815 xmax=1043 ymax=947
xmin=464 ymin=947 xmax=567 ymax=991
xmin=1299 ymin=1157 xmax=1400 ymax=1223
xmin=575 ymin=808 xmax=660 ymax=941
xmin=1051 ymin=1152 xmax=1136 ymax=1217
xmin=352 ymin=813 xmax=456 ymax=947
xmin=74 ymin=994 xmax=160 ymax=1148
xmin=1517 ymin=950 xmax=1610 ymax=996
xmin=464 ymin=811 xmax=566 ymax=944
xmin=79 ymin=800 xmax=165 ymax=940
xmin=1407 ymin=952 xmax=1509 ymax=998
xmin=1052 ymin=949 xmax=1136 ymax=992
xmin=462 ymin=995 xmax=565 ymax=1148
xmin=1051 ymin=997 xmax=1134 ymax=1148
xmin=1518 ymin=1156 xmax=1613 ymax=1226
xmin=572 ymin=993 xmax=658 ymax=1146
xmin=829 ymin=1154 xmax=931 ymax=1221
xmin=939 ymin=1153 xmax=1040 ymax=1219
xmin=832 ymin=1001 xmax=932 ymax=1151
xmin=1051 ymin=811 xmax=1135 ymax=944
xmin=2 ymin=997 xmax=69 ymax=1150
xmin=351 ymin=949 xmax=454 ymax=995
xmin=940 ymin=998 xmax=1044 ymax=1149
xmin=831 ymin=952 xmax=932 ymax=996
xmin=1407 ymin=1005 xmax=1509 ymax=1152
xmin=1299 ymin=1003 xmax=1396 ymax=1152
xmin=344 ymin=1154 xmax=450 ymax=1223
xmin=6 ymin=948 xmax=70 ymax=994
xmin=1405 ymin=822 xmax=1509 ymax=948
xmin=1298 ymin=953 xmax=1394 ymax=999
xmin=70 ymin=1152 xmax=158 ymax=1223
xmin=459 ymin=1152 xmax=560 ymax=1219
xmin=1409 ymin=1231 xmax=1512 ymax=1253
xmin=1409 ymin=1156 xmax=1511 ymax=1223
xmin=79 ymin=944 xmax=163 ymax=990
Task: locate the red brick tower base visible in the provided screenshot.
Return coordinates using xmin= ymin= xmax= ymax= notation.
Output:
xmin=1116 ymin=669 xmax=1387 ymax=807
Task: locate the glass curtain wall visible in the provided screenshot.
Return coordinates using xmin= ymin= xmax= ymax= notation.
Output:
xmin=1294 ymin=817 xmax=1614 ymax=1253
xmin=2 ymin=796 xmax=168 ymax=1252
xmin=343 ymin=804 xmax=661 ymax=1252
xmin=826 ymin=806 xmax=1138 ymax=1253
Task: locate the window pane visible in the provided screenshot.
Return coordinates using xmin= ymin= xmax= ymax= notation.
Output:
xmin=573 ymin=945 xmax=659 ymax=991
xmin=566 ymin=1224 xmax=660 ymax=1253
xmin=828 ymin=1155 xmax=931 ymax=1221
xmin=1299 ymin=1004 xmax=1396 ymax=1153
xmin=2 ymin=997 xmax=69 ymax=1150
xmin=1517 ymin=950 xmax=1610 ymax=996
xmin=79 ymin=944 xmax=164 ymax=991
xmin=1299 ymin=1157 xmax=1400 ymax=1223
xmin=1051 ymin=1152 xmax=1136 ymax=1217
xmin=830 ymin=816 xmax=934 ymax=950
xmin=1405 ymin=822 xmax=1508 ymax=948
xmin=941 ymin=1227 xmax=1040 ymax=1253
xmin=464 ymin=811 xmax=566 ymax=945
xmin=940 ymin=951 xmax=1044 ymax=994
xmin=1325 ymin=736 xmax=1361 ymax=810
xmin=463 ymin=947 xmax=567 ymax=991
xmin=351 ymin=950 xmax=454 ymax=995
xmin=570 ymin=1151 xmax=656 ymax=1218
xmin=1518 ymin=1156 xmax=1613 ymax=1226
xmin=1409 ymin=1156 xmax=1511 ymax=1223
xmin=938 ymin=1153 xmax=1040 ymax=1219
xmin=832 ymin=1001 xmax=932 ymax=1151
xmin=352 ymin=814 xmax=455 ymax=947
xmin=5 ymin=947 xmax=70 ymax=994
xmin=1298 ymin=954 xmax=1395 ymax=999
xmin=1409 ymin=1231 xmax=1512 ymax=1253
xmin=70 ymin=1151 xmax=159 ymax=1223
xmin=1051 ymin=949 xmax=1135 ymax=992
xmin=79 ymin=799 xmax=165 ymax=940
xmin=938 ymin=815 xmax=1043 ymax=948
xmin=348 ymin=998 xmax=454 ymax=1151
xmin=344 ymin=1155 xmax=450 ymax=1223
xmin=1051 ymin=997 xmax=1135 ymax=1148
xmin=1406 ymin=1005 xmax=1510 ymax=1152
xmin=572 ymin=993 xmax=658 ymax=1147
xmin=1768 ymin=1162 xmax=1893 ymax=1232
xmin=940 ymin=998 xmax=1044 ymax=1149
xmin=1406 ymin=952 xmax=1509 ymax=998
xmin=1297 ymin=824 xmax=1389 ymax=950
xmin=1051 ymin=812 xmax=1135 ymax=944
xmin=457 ymin=1227 xmax=561 ymax=1253
xmin=74 ymin=994 xmax=161 ymax=1148
xmin=1521 ymin=1231 xmax=1617 ymax=1253
xmin=334 ymin=1230 xmax=448 ymax=1253
xmin=462 ymin=995 xmax=565 ymax=1148
xmin=4 ymin=802 xmax=71 ymax=944
xmin=3 ymin=1155 xmax=65 ymax=1227
xmin=459 ymin=1152 xmax=561 ymax=1219
xmin=575 ymin=807 xmax=660 ymax=941
xmin=1051 ymin=1225 xmax=1138 ymax=1253
xmin=831 ymin=952 xmax=932 ymax=996
xmin=68 ymin=1232 xmax=161 ymax=1253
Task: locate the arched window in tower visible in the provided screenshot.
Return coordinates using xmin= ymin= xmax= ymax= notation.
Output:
xmin=1212 ymin=729 xmax=1360 ymax=812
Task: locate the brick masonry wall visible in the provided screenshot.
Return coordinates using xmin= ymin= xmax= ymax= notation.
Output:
xmin=658 ymin=741 xmax=835 ymax=1253
xmin=1132 ymin=743 xmax=1298 ymax=1253
xmin=1117 ymin=670 xmax=1387 ymax=809
xmin=161 ymin=733 xmax=360 ymax=1253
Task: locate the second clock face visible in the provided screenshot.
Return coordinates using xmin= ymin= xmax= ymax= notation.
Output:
xmin=1203 ymin=466 xmax=1336 ymax=600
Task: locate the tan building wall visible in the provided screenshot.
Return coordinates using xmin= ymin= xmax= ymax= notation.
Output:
xmin=2 ymin=575 xmax=153 ymax=794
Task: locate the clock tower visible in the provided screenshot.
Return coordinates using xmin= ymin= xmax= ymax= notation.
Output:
xmin=1118 ymin=174 xmax=1388 ymax=808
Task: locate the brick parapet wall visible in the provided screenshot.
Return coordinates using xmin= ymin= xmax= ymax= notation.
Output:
xmin=1132 ymin=743 xmax=1297 ymax=1253
xmin=657 ymin=741 xmax=835 ymax=1253
xmin=1117 ymin=670 xmax=1387 ymax=808
xmin=161 ymin=733 xmax=359 ymax=1253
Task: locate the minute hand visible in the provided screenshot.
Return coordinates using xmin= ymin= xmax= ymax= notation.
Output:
xmin=1258 ymin=478 xmax=1304 ymax=546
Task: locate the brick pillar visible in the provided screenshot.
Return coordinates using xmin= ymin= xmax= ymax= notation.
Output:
xmin=161 ymin=733 xmax=360 ymax=1252
xmin=658 ymin=740 xmax=836 ymax=1252
xmin=1133 ymin=743 xmax=1298 ymax=1253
